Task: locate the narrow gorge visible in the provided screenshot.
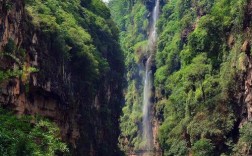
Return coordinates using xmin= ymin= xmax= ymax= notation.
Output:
xmin=110 ymin=0 xmax=252 ymax=155
xmin=2 ymin=0 xmax=252 ymax=156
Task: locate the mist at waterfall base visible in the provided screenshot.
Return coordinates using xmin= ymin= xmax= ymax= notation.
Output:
xmin=142 ymin=0 xmax=159 ymax=152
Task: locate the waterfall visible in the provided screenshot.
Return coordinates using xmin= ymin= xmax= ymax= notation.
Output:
xmin=148 ymin=0 xmax=160 ymax=52
xmin=143 ymin=55 xmax=153 ymax=150
xmin=142 ymin=0 xmax=159 ymax=151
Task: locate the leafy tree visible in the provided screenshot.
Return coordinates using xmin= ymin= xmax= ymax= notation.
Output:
xmin=0 ymin=108 xmax=69 ymax=156
xmin=192 ymin=139 xmax=214 ymax=156
xmin=110 ymin=0 xmax=248 ymax=155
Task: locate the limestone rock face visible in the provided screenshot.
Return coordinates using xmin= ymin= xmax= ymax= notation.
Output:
xmin=240 ymin=1 xmax=252 ymax=125
xmin=0 ymin=1 xmax=123 ymax=155
xmin=0 ymin=0 xmax=79 ymax=147
xmin=241 ymin=40 xmax=251 ymax=54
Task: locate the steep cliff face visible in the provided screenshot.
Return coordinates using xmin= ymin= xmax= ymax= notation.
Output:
xmin=110 ymin=0 xmax=252 ymax=155
xmin=109 ymin=0 xmax=162 ymax=154
xmin=0 ymin=0 xmax=124 ymax=155
xmin=155 ymin=0 xmax=252 ymax=155
xmin=243 ymin=0 xmax=252 ymax=123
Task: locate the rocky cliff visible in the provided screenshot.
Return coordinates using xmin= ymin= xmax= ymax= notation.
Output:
xmin=154 ymin=0 xmax=252 ymax=155
xmin=242 ymin=0 xmax=252 ymax=123
xmin=110 ymin=0 xmax=252 ymax=155
xmin=0 ymin=0 xmax=124 ymax=155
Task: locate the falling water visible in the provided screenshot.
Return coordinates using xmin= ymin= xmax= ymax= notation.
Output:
xmin=142 ymin=55 xmax=153 ymax=150
xmin=142 ymin=0 xmax=159 ymax=152
xmin=148 ymin=0 xmax=160 ymax=52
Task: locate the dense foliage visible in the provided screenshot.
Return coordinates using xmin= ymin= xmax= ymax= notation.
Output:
xmin=0 ymin=108 xmax=68 ymax=156
xmin=1 ymin=0 xmax=125 ymax=155
xmin=156 ymin=0 xmax=246 ymax=155
xmin=25 ymin=0 xmax=124 ymax=88
xmin=24 ymin=0 xmax=124 ymax=155
xmin=24 ymin=0 xmax=125 ymax=155
xmin=109 ymin=0 xmax=252 ymax=155
xmin=109 ymin=0 xmax=150 ymax=151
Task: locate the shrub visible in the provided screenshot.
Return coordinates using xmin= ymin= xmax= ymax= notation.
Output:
xmin=192 ymin=138 xmax=214 ymax=156
xmin=0 ymin=108 xmax=69 ymax=156
xmin=4 ymin=39 xmax=16 ymax=53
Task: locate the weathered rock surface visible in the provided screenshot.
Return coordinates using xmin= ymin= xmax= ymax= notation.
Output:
xmin=0 ymin=0 xmax=123 ymax=155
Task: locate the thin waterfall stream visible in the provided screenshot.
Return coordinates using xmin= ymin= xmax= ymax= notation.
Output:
xmin=142 ymin=0 xmax=160 ymax=152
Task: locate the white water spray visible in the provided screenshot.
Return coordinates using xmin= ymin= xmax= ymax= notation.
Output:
xmin=142 ymin=55 xmax=153 ymax=150
xmin=142 ymin=0 xmax=159 ymax=151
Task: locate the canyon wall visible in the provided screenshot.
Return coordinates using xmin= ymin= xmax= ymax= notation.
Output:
xmin=110 ymin=0 xmax=252 ymax=155
xmin=0 ymin=0 xmax=124 ymax=155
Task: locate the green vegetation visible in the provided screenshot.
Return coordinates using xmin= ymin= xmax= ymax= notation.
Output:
xmin=3 ymin=1 xmax=13 ymax=11
xmin=156 ymin=0 xmax=246 ymax=155
xmin=109 ymin=0 xmax=250 ymax=155
xmin=233 ymin=122 xmax=252 ymax=155
xmin=25 ymin=0 xmax=123 ymax=90
xmin=192 ymin=138 xmax=214 ymax=156
xmin=23 ymin=0 xmax=124 ymax=155
xmin=0 ymin=66 xmax=38 ymax=84
xmin=155 ymin=0 xmax=248 ymax=155
xmin=4 ymin=39 xmax=16 ymax=53
xmin=1 ymin=0 xmax=124 ymax=155
xmin=0 ymin=108 xmax=68 ymax=156
xmin=109 ymin=0 xmax=149 ymax=151
xmin=3 ymin=0 xmax=252 ymax=155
